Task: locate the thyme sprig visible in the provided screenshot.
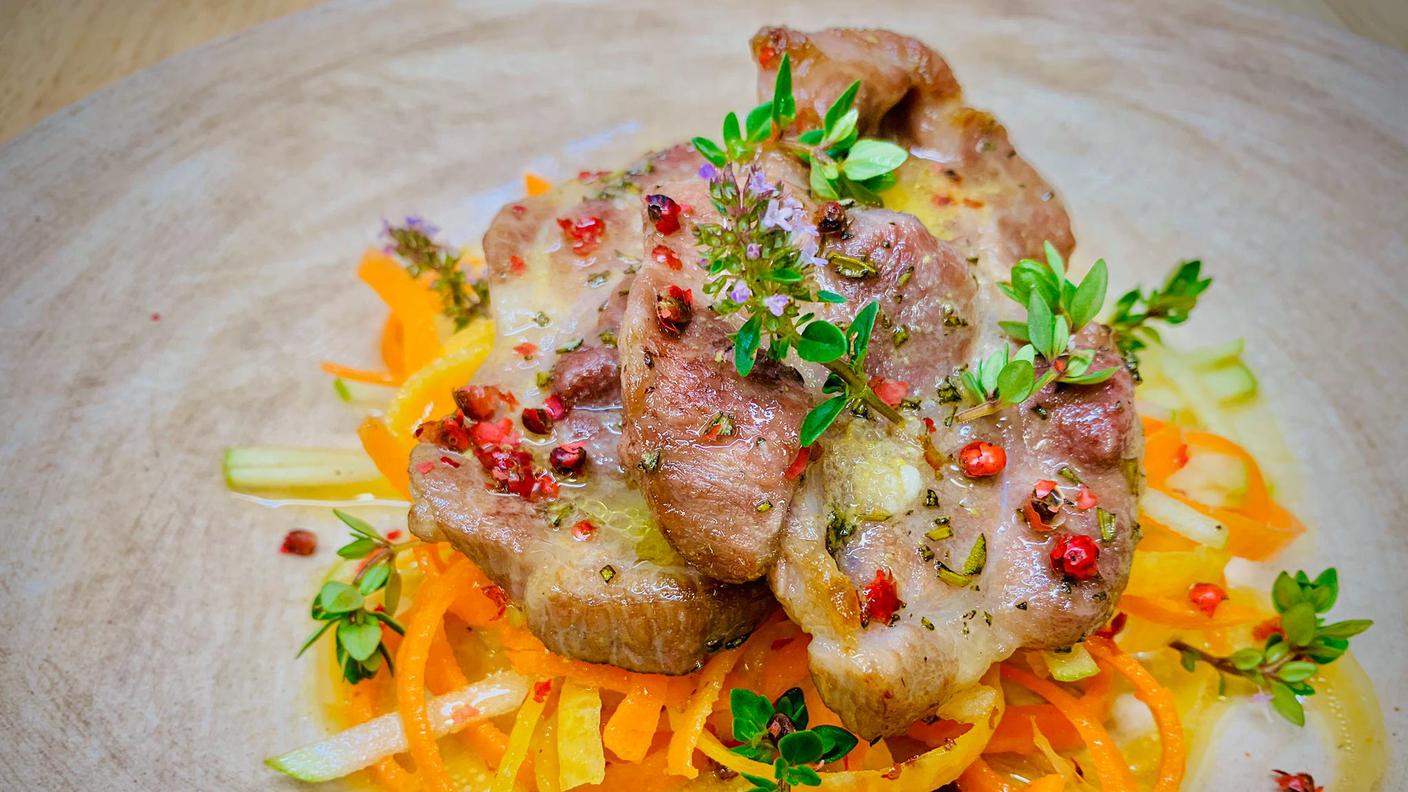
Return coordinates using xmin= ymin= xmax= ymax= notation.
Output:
xmin=298 ymin=510 xmax=415 ymax=684
xmin=955 ymin=242 xmax=1117 ymax=421
xmin=1171 ymin=568 xmax=1372 ymax=726
xmin=383 ymin=216 xmax=490 ymax=330
xmin=695 ymin=163 xmax=899 ymax=443
xmin=692 ymin=54 xmax=909 ymax=207
xmin=1108 ymin=258 xmax=1212 ymax=369
xmin=729 ymin=687 xmax=858 ymax=791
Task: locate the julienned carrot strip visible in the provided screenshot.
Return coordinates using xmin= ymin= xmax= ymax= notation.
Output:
xmin=499 ymin=625 xmax=686 ymax=706
xmin=524 ymin=172 xmax=553 ymax=196
xmin=999 ymin=665 xmax=1136 ymax=792
xmin=985 ymin=669 xmax=1112 ymax=754
xmin=957 ymin=756 xmax=1011 ymax=792
xmin=1088 ymin=638 xmax=1186 ymax=792
xmin=666 ymin=644 xmax=744 ymax=779
xmin=426 ymin=623 xmax=509 ymax=769
xmin=321 ymin=361 xmax=397 ymax=385
xmin=396 ymin=557 xmax=477 ymax=792
xmin=381 ymin=315 xmax=405 ymax=381
xmin=1141 ymin=420 xmax=1187 ymax=488
xmin=357 ymin=416 xmax=413 ymax=498
xmin=342 ymin=677 xmax=417 ymax=792
xmin=358 ymin=249 xmax=443 ymax=374
xmin=603 ymin=687 xmax=663 ymax=762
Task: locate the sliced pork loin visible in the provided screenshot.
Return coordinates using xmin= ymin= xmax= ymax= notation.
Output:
xmin=752 ymin=26 xmax=1074 ymax=291
xmin=410 ymin=160 xmax=773 ymax=674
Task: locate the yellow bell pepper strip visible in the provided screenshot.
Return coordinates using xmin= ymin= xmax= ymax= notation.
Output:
xmin=1087 ymin=637 xmax=1185 ymax=792
xmin=395 ymin=557 xmax=477 ymax=792
xmin=999 ymin=665 xmax=1135 ymax=792
xmin=383 ymin=319 xmax=494 ymax=439
xmin=1117 ymin=594 xmax=1261 ymax=631
xmin=698 ymin=668 xmax=1004 ymax=791
xmin=358 ymin=248 xmax=444 ymax=374
xmin=492 ymin=678 xmax=551 ymax=792
xmin=557 ymin=680 xmax=607 ymax=788
xmin=357 ymin=416 xmax=414 ymax=498
xmin=603 ymin=687 xmax=664 ymax=763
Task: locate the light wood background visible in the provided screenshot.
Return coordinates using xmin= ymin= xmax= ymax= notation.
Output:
xmin=0 ymin=0 xmax=1405 ymax=789
xmin=1 ymin=0 xmax=1407 ymax=143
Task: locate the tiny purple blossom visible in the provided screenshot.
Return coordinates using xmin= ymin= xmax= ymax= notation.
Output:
xmin=746 ymin=170 xmax=774 ymax=197
xmin=764 ymin=294 xmax=791 ymax=317
xmin=698 ymin=163 xmax=719 ymax=181
xmin=761 ymin=196 xmax=802 ymax=232
xmin=729 ymin=280 xmax=753 ymax=303
xmin=746 ymin=243 xmax=762 ymax=260
xmin=797 ymin=238 xmax=826 ymax=267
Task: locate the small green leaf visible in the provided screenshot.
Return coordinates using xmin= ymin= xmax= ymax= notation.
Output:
xmin=1271 ymin=571 xmax=1301 ymax=612
xmin=741 ymin=772 xmax=777 ymax=791
xmin=731 ymin=688 xmax=774 ymax=742
xmin=337 ymin=538 xmax=379 ymax=559
xmin=823 ymin=80 xmax=861 ymax=132
xmin=809 ymin=161 xmax=839 ymax=200
xmin=817 ymin=290 xmax=846 ymax=304
xmin=788 ymin=765 xmax=823 ymax=787
xmin=383 ymin=568 xmax=402 ymax=614
xmin=813 ymin=725 xmax=858 ymax=763
xmin=796 ymin=320 xmax=848 ymax=363
xmin=841 ymin=140 xmax=909 ymax=181
xmin=1277 ymin=661 xmax=1319 ymax=683
xmin=1027 ymin=293 xmax=1054 ymax=359
xmin=772 ymin=53 xmax=795 ymax=127
xmin=296 ymin=620 xmax=335 ymax=658
xmin=1069 ymin=259 xmax=1109 ymax=329
xmin=1063 ymin=366 xmax=1119 ymax=385
xmin=801 ymin=396 xmax=847 ymax=447
xmin=849 ymin=302 xmax=880 ymax=365
xmin=1269 ymin=681 xmax=1306 ymax=726
xmin=996 ymin=360 xmax=1035 ymax=405
xmin=334 ymin=509 xmax=384 ymax=541
xmin=1308 ymin=568 xmax=1338 ymax=612
xmin=1230 ymin=647 xmax=1264 ymax=670
xmin=1051 ymin=315 xmax=1070 ymax=359
xmin=318 ymin=581 xmax=364 ymax=614
xmin=1317 ymin=619 xmax=1372 ymax=639
xmin=338 ymin=619 xmax=383 ymax=663
xmin=999 ymin=320 xmax=1030 ymax=342
xmin=773 ymin=688 xmax=808 ymax=730
xmin=1282 ymin=601 xmax=1317 ymax=647
xmin=735 ymin=316 xmax=762 ymax=377
xmin=797 ymin=128 xmax=824 ymax=146
xmin=692 ymin=136 xmax=727 ymax=167
xmin=745 ymin=102 xmax=773 ymax=143
xmin=1043 ymin=240 xmax=1066 ymax=284
xmin=823 ymin=108 xmax=859 ymax=148
xmin=1179 ymin=648 xmax=1197 ymax=672
xmin=778 ymin=731 xmax=824 ymax=765
xmin=723 ymin=112 xmax=744 ymax=160
xmin=358 ymin=561 xmax=391 ymax=595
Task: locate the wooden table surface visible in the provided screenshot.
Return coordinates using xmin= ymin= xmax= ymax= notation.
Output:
xmin=1 ymin=0 xmax=1407 ymax=144
xmin=0 ymin=0 xmax=1405 ymax=789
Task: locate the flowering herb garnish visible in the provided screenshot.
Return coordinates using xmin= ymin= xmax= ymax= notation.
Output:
xmin=298 ymin=509 xmax=412 ymax=684
xmin=383 ymin=217 xmax=489 ymax=331
xmin=1108 ymin=259 xmax=1212 ymax=370
xmin=729 ymin=687 xmax=858 ymax=791
xmin=1171 ymin=568 xmax=1373 ymax=726
xmin=957 ymin=242 xmax=1118 ymax=421
xmin=693 ymin=56 xmax=908 ymax=207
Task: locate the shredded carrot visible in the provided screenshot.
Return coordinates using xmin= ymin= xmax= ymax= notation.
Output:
xmin=1141 ymin=419 xmax=1187 ymax=488
xmin=985 ymin=669 xmax=1112 ymax=754
xmin=341 ymin=677 xmax=417 ymax=792
xmin=957 ymin=756 xmax=1011 ymax=792
xmin=999 ymin=665 xmax=1136 ymax=792
xmin=603 ymin=687 xmax=663 ymax=762
xmin=426 ymin=623 xmax=509 ymax=769
xmin=499 ymin=624 xmax=687 ymax=706
xmin=666 ymin=644 xmax=744 ymax=778
xmin=320 ymin=361 xmax=397 ymax=385
xmin=395 ymin=557 xmax=477 ymax=792
xmin=358 ymin=249 xmax=443 ymax=374
xmin=582 ymin=743 xmax=686 ymax=791
xmin=524 ymin=172 xmax=553 ymax=196
xmin=1088 ymin=638 xmax=1185 ymax=791
xmin=357 ymin=416 xmax=413 ymax=498
xmin=381 ymin=315 xmax=405 ymax=381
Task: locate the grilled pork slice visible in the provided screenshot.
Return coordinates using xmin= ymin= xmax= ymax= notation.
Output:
xmin=751 ymin=26 xmax=1074 ymax=289
xmin=772 ymin=330 xmax=1140 ymax=737
xmin=408 ymin=159 xmax=773 ymax=674
xmin=409 ymin=444 xmax=772 ymax=674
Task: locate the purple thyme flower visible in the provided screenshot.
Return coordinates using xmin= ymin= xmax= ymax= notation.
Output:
xmin=764 ymin=293 xmax=791 ymax=317
xmin=728 ymin=280 xmax=753 ymax=303
xmin=797 ymin=237 xmax=827 ymax=268
xmin=698 ymin=163 xmax=719 ymax=181
xmin=761 ymin=195 xmax=802 ymax=232
xmin=746 ymin=169 xmax=774 ymax=197
xmin=746 ymin=242 xmax=762 ymax=260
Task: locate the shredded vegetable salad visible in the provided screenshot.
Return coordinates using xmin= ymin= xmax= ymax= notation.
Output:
xmin=232 ymin=171 xmax=1385 ymax=792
